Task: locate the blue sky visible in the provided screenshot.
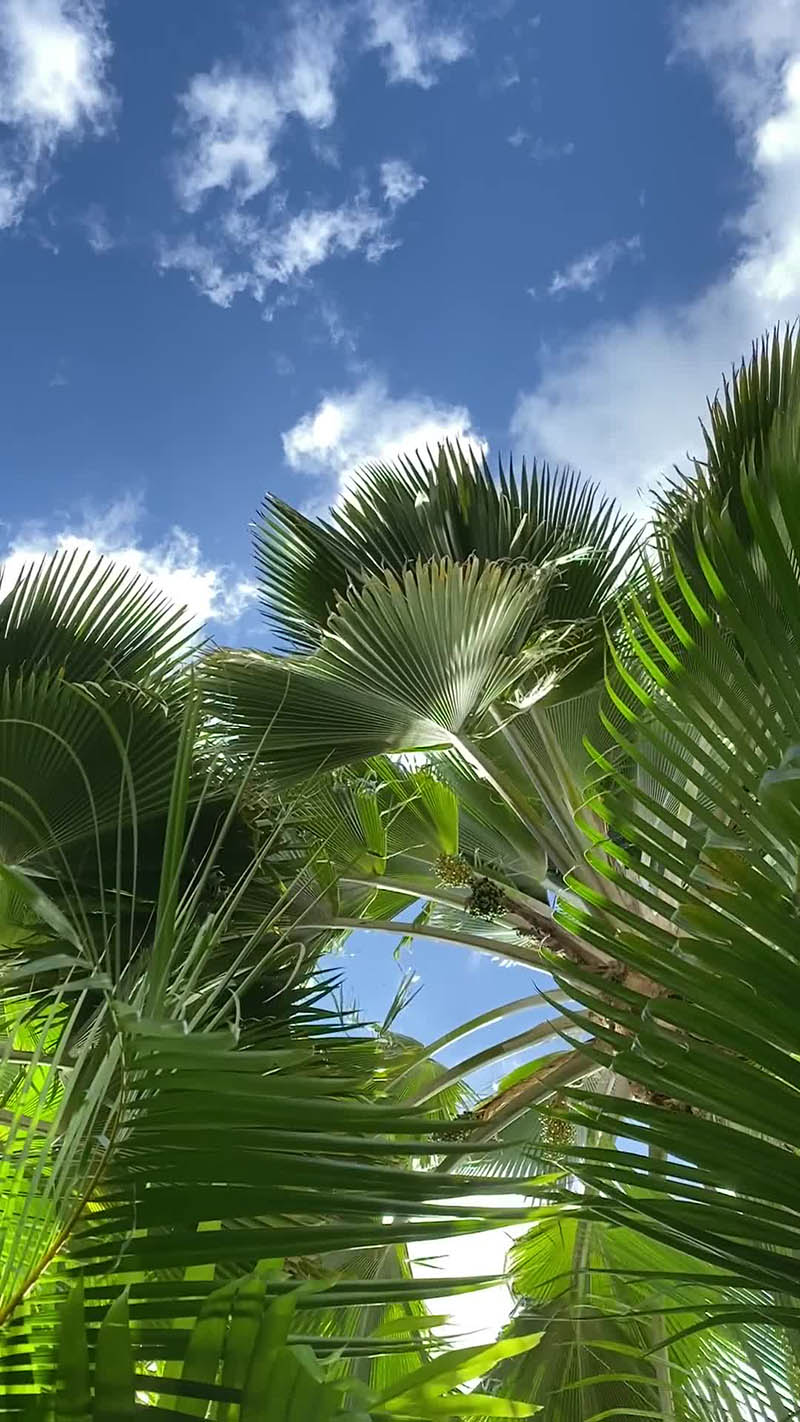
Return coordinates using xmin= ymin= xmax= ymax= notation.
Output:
xmin=2 ymin=0 xmax=800 ymax=1051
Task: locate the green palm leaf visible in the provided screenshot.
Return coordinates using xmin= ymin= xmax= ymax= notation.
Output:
xmin=0 ymin=703 xmax=548 ymax=1415
xmin=205 ymin=558 xmax=560 ymax=786
xmin=256 ymin=444 xmax=637 ymax=652
xmin=543 ymin=406 xmax=800 ymax=1343
xmin=0 ymin=548 xmax=194 ymax=682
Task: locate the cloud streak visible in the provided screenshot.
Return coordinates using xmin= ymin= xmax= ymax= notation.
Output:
xmin=548 ymin=234 xmax=641 ymax=296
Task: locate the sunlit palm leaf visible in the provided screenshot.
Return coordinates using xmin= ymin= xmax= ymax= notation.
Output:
xmin=256 ymin=443 xmax=637 ymax=653
xmin=0 ymin=548 xmax=194 ymax=682
xmin=546 ymin=411 xmax=800 ymax=1335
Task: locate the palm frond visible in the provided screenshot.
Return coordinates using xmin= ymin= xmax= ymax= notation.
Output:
xmin=0 ymin=548 xmax=195 ymax=682
xmin=654 ymin=323 xmax=800 ymax=560
xmin=256 ymin=444 xmax=638 ymax=652
xmin=546 ymin=408 xmax=800 ymax=1325
xmin=0 ymin=701 xmax=550 ymax=1415
xmin=204 ymin=558 xmax=557 ymax=786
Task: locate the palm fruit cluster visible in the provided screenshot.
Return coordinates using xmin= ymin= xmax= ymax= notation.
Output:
xmin=435 ymin=853 xmax=507 ymax=921
xmin=465 ymin=876 xmax=507 ymax=920
xmin=435 ymin=852 xmax=474 ymax=888
xmin=445 ymin=1107 xmax=482 ymax=1142
xmin=541 ymin=1108 xmax=574 ymax=1149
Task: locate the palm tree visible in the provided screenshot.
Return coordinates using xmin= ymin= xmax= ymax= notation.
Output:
xmin=205 ymin=451 xmax=644 ymax=1065
xmin=546 ymin=377 xmax=800 ymax=1313
xmin=0 ymin=548 xmax=553 ymax=1414
xmin=480 ymin=339 xmax=800 ymax=1419
xmin=0 ymin=672 xmax=549 ymax=1416
xmin=204 ymin=328 xmax=800 ymax=1417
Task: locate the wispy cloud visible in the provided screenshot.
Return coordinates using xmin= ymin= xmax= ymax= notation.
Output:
xmin=173 ymin=2 xmax=461 ymax=212
xmin=82 ymin=200 xmax=112 ymax=251
xmin=548 ymin=234 xmax=642 ymax=296
xmin=0 ymin=0 xmax=114 ymax=227
xmin=165 ymin=4 xmax=450 ymax=310
xmin=1 ymin=495 xmax=255 ymax=627
xmin=317 ymin=298 xmax=358 ymax=352
xmin=507 ymin=128 xmax=574 ymax=160
xmin=282 ymin=375 xmax=484 ymax=500
xmin=174 ymin=8 xmax=344 ymax=212
xmin=159 ymin=189 xmax=400 ymax=308
xmin=489 ymin=54 xmax=519 ymax=90
xmin=363 ymin=0 xmax=467 ymax=88
xmin=380 ymin=157 xmax=426 ymax=207
xmin=512 ymin=0 xmax=800 ymax=506
xmin=230 ymin=195 xmax=396 ymax=282
xmin=156 ymin=235 xmax=249 ymax=308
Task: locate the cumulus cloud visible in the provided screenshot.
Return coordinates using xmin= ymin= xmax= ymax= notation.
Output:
xmin=282 ymin=376 xmax=485 ymax=498
xmin=0 ymin=0 xmax=113 ymax=227
xmin=1 ymin=496 xmax=255 ymax=628
xmin=363 ymin=0 xmax=467 ymax=88
xmin=548 ymin=234 xmax=641 ymax=296
xmin=512 ymin=0 xmax=800 ymax=505
xmin=380 ymin=156 xmax=426 ymax=207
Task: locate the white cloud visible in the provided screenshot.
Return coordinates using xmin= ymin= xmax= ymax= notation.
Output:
xmin=157 ymin=234 xmax=249 ymax=308
xmin=226 ymin=194 xmax=395 ymax=286
xmin=507 ymin=128 xmax=575 ymax=160
xmin=318 ymin=298 xmax=357 ymax=352
xmin=673 ymin=0 xmax=800 ymax=129
xmin=363 ymin=0 xmax=467 ymax=88
xmin=174 ymin=9 xmax=343 ymax=211
xmin=548 ymin=234 xmax=641 ymax=297
xmin=159 ymin=187 xmax=411 ymax=309
xmin=174 ymin=3 xmax=463 ymax=214
xmin=82 ymin=199 xmax=111 ymax=252
xmin=0 ymin=0 xmax=113 ymax=227
xmin=167 ymin=3 xmax=459 ymax=309
xmin=512 ymin=0 xmax=800 ymax=505
xmin=380 ymin=156 xmax=426 ymax=207
xmin=282 ymin=375 xmax=485 ymax=497
xmin=1 ymin=496 xmax=255 ymax=627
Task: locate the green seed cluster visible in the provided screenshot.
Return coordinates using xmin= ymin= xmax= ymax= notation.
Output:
xmin=445 ymin=1107 xmax=482 ymax=1142
xmin=435 ymin=852 xmax=474 ymax=888
xmin=466 ymin=876 xmax=507 ymax=921
xmin=435 ymin=854 xmax=508 ymax=921
xmin=541 ymin=1114 xmax=574 ymax=1148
